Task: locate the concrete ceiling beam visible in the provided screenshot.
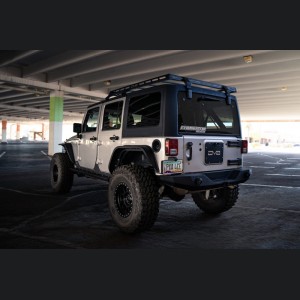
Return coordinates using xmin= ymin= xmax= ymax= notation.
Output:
xmin=47 ymin=50 xmax=186 ymax=82
xmin=23 ymin=50 xmax=113 ymax=77
xmin=0 ymin=50 xmax=41 ymax=68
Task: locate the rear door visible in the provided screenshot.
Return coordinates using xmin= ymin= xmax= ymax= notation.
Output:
xmin=178 ymin=91 xmax=242 ymax=173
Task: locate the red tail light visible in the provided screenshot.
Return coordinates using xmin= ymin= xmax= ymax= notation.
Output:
xmin=165 ymin=139 xmax=178 ymax=156
xmin=241 ymin=140 xmax=248 ymax=154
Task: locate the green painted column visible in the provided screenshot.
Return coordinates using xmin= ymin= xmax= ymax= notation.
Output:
xmin=49 ymin=91 xmax=64 ymax=156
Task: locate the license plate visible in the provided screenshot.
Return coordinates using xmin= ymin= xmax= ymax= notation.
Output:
xmin=162 ymin=160 xmax=183 ymax=174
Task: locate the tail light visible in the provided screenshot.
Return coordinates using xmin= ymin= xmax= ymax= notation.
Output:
xmin=241 ymin=140 xmax=248 ymax=154
xmin=165 ymin=138 xmax=178 ymax=156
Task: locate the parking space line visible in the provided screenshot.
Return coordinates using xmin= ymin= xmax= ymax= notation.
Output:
xmin=257 ymin=153 xmax=281 ymax=159
xmin=264 ymin=162 xmax=290 ymax=165
xmin=11 ymin=190 xmax=101 ymax=231
xmin=0 ymin=151 xmax=6 ymax=158
xmin=0 ymin=187 xmax=51 ymax=197
xmin=265 ymin=174 xmax=300 ymax=177
xmin=0 ymin=228 xmax=84 ymax=249
xmin=284 ymin=168 xmax=300 ymax=170
xmin=287 ymin=158 xmax=300 ymax=160
xmin=241 ymin=183 xmax=300 ymax=189
xmin=41 ymin=150 xmax=51 ymax=160
xmin=249 ymin=166 xmax=274 ymax=169
xmin=235 ymin=205 xmax=300 ymax=214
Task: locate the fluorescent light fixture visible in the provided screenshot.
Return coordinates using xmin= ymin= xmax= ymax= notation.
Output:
xmin=243 ymin=55 xmax=253 ymax=63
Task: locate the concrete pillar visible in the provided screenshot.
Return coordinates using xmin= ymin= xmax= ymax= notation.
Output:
xmin=16 ymin=124 xmax=21 ymax=140
xmin=48 ymin=91 xmax=64 ymax=156
xmin=42 ymin=123 xmax=45 ymax=140
xmin=1 ymin=120 xmax=8 ymax=144
xmin=9 ymin=124 xmax=14 ymax=140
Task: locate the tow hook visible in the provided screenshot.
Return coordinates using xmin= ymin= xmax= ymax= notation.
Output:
xmin=194 ymin=177 xmax=202 ymax=186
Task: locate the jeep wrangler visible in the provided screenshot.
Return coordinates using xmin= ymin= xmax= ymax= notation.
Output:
xmin=50 ymin=74 xmax=251 ymax=233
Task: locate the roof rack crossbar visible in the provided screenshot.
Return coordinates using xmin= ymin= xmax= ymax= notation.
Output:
xmin=106 ymin=74 xmax=236 ymax=100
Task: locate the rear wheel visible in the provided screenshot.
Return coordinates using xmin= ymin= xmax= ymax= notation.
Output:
xmin=192 ymin=186 xmax=239 ymax=214
xmin=50 ymin=153 xmax=74 ymax=194
xmin=108 ymin=165 xmax=159 ymax=233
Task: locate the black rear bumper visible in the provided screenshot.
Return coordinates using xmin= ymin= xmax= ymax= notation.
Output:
xmin=159 ymin=168 xmax=251 ymax=191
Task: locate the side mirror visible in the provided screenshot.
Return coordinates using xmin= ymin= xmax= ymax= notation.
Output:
xmin=73 ymin=123 xmax=82 ymax=138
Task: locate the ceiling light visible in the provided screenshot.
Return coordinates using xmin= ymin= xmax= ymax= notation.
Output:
xmin=104 ymin=80 xmax=111 ymax=86
xmin=243 ymin=55 xmax=253 ymax=64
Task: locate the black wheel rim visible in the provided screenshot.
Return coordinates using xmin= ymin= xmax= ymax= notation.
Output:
xmin=114 ymin=182 xmax=133 ymax=218
xmin=53 ymin=164 xmax=58 ymax=182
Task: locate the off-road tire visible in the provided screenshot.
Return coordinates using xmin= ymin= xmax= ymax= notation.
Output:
xmin=50 ymin=153 xmax=74 ymax=194
xmin=192 ymin=186 xmax=239 ymax=214
xmin=108 ymin=165 xmax=159 ymax=233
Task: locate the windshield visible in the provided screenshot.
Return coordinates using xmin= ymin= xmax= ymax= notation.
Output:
xmin=178 ymin=92 xmax=240 ymax=136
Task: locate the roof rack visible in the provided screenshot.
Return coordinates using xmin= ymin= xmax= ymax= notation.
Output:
xmin=106 ymin=74 xmax=236 ymax=101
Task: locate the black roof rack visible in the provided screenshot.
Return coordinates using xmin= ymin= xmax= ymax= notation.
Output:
xmin=106 ymin=74 xmax=236 ymax=101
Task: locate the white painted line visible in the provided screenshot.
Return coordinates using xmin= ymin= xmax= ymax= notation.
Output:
xmin=257 ymin=153 xmax=280 ymax=159
xmin=41 ymin=150 xmax=51 ymax=160
xmin=235 ymin=205 xmax=300 ymax=214
xmin=241 ymin=183 xmax=300 ymax=189
xmin=264 ymin=162 xmax=290 ymax=165
xmin=284 ymin=168 xmax=300 ymax=170
xmin=265 ymin=173 xmax=300 ymax=177
xmin=0 ymin=187 xmax=51 ymax=197
xmin=287 ymin=158 xmax=300 ymax=160
xmin=0 ymin=228 xmax=84 ymax=249
xmin=11 ymin=190 xmax=101 ymax=231
xmin=249 ymin=166 xmax=275 ymax=169
xmin=0 ymin=151 xmax=6 ymax=158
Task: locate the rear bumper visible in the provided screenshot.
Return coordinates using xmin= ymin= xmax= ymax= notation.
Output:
xmin=159 ymin=168 xmax=251 ymax=191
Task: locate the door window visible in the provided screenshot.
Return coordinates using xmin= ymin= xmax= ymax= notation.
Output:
xmin=127 ymin=92 xmax=161 ymax=128
xmin=82 ymin=107 xmax=100 ymax=132
xmin=102 ymin=101 xmax=123 ymax=130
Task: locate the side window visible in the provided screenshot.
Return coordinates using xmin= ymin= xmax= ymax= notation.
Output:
xmin=102 ymin=101 xmax=123 ymax=130
xmin=82 ymin=107 xmax=99 ymax=132
xmin=127 ymin=92 xmax=161 ymax=128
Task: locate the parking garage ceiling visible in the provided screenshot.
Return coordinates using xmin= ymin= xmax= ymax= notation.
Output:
xmin=0 ymin=50 xmax=300 ymax=122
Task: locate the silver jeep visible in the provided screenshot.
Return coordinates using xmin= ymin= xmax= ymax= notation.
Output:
xmin=50 ymin=74 xmax=251 ymax=233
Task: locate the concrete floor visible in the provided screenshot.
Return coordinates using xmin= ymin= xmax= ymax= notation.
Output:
xmin=0 ymin=143 xmax=300 ymax=249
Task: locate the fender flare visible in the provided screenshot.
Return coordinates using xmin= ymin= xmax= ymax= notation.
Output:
xmin=59 ymin=143 xmax=75 ymax=165
xmin=109 ymin=145 xmax=159 ymax=173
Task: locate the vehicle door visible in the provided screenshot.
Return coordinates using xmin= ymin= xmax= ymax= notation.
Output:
xmin=97 ymin=100 xmax=124 ymax=173
xmin=78 ymin=105 xmax=101 ymax=170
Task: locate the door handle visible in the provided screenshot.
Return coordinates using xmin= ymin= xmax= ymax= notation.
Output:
xmin=110 ymin=135 xmax=119 ymax=141
xmin=90 ymin=136 xmax=97 ymax=141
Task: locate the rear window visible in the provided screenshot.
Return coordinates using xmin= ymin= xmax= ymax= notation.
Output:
xmin=178 ymin=92 xmax=240 ymax=135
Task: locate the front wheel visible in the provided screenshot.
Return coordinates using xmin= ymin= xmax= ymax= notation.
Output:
xmin=108 ymin=165 xmax=159 ymax=233
xmin=192 ymin=186 xmax=239 ymax=214
xmin=50 ymin=153 xmax=74 ymax=194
